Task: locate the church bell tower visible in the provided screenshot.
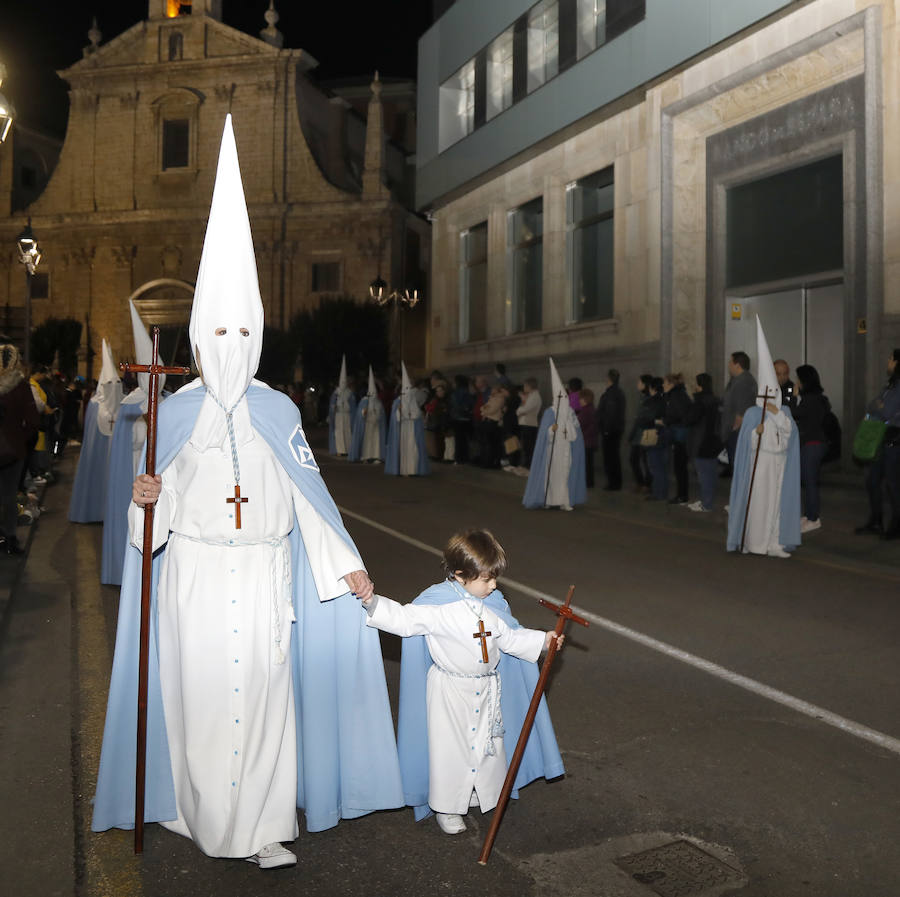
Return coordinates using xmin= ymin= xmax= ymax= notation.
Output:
xmin=148 ymin=0 xmax=222 ymax=20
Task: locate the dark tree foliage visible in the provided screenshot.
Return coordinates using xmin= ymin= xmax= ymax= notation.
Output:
xmin=288 ymin=296 xmax=389 ymax=389
xmin=31 ymin=317 xmax=82 ymax=375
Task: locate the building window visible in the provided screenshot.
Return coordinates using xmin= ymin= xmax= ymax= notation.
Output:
xmin=486 ymin=26 xmax=514 ymax=120
xmin=527 ymin=0 xmax=559 ymax=93
xmin=507 ymin=198 xmax=543 ymax=334
xmin=605 ymin=0 xmax=645 ymax=43
xmin=459 ymin=223 xmax=488 ymax=343
xmin=168 ymin=31 xmax=183 ymax=61
xmin=162 ymin=119 xmax=190 ymax=170
xmin=576 ymin=0 xmax=606 ymax=58
xmin=566 ymin=167 xmax=614 ymax=323
xmin=439 ymin=59 xmax=476 ymax=150
xmin=311 ymin=261 xmax=342 ymax=293
xmin=31 ymin=272 xmax=50 ymax=300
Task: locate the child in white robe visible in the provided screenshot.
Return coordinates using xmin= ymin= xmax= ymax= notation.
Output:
xmin=360 ymin=530 xmax=563 ymax=834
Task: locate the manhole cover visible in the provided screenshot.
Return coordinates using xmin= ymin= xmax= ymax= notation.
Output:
xmin=614 ymin=839 xmax=744 ymax=896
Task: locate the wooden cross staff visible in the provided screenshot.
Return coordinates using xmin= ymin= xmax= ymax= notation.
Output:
xmin=739 ymin=386 xmax=774 ymax=554
xmin=478 ymin=584 xmax=589 ymax=865
xmin=120 ymin=328 xmax=191 ymax=854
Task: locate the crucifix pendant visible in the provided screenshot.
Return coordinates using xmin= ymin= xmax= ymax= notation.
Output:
xmin=226 ymin=484 xmax=249 ymax=529
xmin=472 ymin=620 xmax=492 ymax=664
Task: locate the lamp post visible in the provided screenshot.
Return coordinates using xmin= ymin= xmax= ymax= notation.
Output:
xmin=0 ymin=63 xmax=14 ymax=144
xmin=369 ymin=277 xmax=420 ymax=365
xmin=16 ymin=221 xmax=41 ymax=368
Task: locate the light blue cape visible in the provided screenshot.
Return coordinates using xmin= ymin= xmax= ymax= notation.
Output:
xmin=397 ymin=581 xmax=564 ymax=821
xmin=91 ymin=382 xmax=404 ymax=835
xmin=101 ymin=401 xmax=144 ymax=585
xmin=68 ymin=402 xmax=111 ymax=523
xmin=328 ymin=390 xmax=357 ymax=455
xmin=349 ymin=396 xmax=386 ymax=462
xmin=727 ymin=405 xmax=802 ymax=551
xmin=384 ymin=396 xmax=430 ymax=476
xmin=523 ymin=406 xmax=587 ymax=509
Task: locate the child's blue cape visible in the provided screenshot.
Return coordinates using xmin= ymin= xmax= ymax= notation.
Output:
xmin=100 ymin=401 xmax=144 ymax=585
xmin=384 ymin=396 xmax=430 ymax=476
xmin=523 ymin=406 xmax=587 ymax=509
xmin=91 ymin=381 xmax=404 ymax=835
xmin=397 ymin=580 xmax=565 ymax=821
xmin=68 ymin=401 xmax=111 ymax=523
xmin=349 ymin=396 xmax=386 ymax=462
xmin=328 ymin=390 xmax=357 ymax=455
xmin=727 ymin=404 xmax=801 ymax=551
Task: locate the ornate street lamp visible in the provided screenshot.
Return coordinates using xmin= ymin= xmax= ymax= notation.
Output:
xmin=0 ymin=63 xmax=14 ymax=144
xmin=16 ymin=221 xmax=41 ymax=367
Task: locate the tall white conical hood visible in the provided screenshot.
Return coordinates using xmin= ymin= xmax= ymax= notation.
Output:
xmin=755 ymin=316 xmax=781 ymax=408
xmin=548 ymin=356 xmax=576 ymax=431
xmin=121 ymin=300 xmax=164 ymax=413
xmin=338 ymin=354 xmax=348 ymax=391
xmin=367 ymin=365 xmax=377 ymax=399
xmin=400 ymin=360 xmax=420 ymax=418
xmin=189 ymin=114 xmax=264 ymax=410
xmin=93 ymin=339 xmax=123 ymax=436
xmin=98 ymin=338 xmax=118 ymax=386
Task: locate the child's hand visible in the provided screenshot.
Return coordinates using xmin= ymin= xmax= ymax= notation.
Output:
xmin=544 ymin=631 xmax=565 ymax=652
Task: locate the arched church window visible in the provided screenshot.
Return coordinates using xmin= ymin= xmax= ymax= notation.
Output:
xmin=168 ymin=31 xmax=183 ymax=61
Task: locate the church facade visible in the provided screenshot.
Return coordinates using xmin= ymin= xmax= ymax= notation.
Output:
xmin=417 ymin=0 xmax=900 ymax=443
xmin=0 ymin=0 xmax=429 ymax=376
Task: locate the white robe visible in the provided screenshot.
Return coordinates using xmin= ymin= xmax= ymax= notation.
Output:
xmin=362 ymin=401 xmax=383 ymax=461
xmin=366 ymin=594 xmax=544 ymax=815
xmin=742 ymin=409 xmax=793 ymax=555
xmin=545 ymin=416 xmax=576 ymax=507
xmin=333 ymin=390 xmax=353 ymax=455
xmin=132 ymin=417 xmax=147 ymax=476
xmin=128 ymin=430 xmax=362 ymax=857
xmin=399 ymin=403 xmax=419 ymax=476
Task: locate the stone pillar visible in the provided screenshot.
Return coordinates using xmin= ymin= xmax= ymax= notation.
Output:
xmin=363 ymin=73 xmax=389 ymax=200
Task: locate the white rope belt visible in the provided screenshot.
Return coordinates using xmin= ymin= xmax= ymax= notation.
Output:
xmin=432 ymin=661 xmax=504 ymax=757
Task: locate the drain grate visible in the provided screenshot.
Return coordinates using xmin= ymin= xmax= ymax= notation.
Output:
xmin=614 ymin=839 xmax=744 ymax=897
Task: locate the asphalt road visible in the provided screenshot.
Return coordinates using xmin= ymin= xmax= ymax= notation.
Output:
xmin=2 ymin=433 xmax=899 ymax=897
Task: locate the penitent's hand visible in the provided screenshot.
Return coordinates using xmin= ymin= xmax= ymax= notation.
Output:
xmin=133 ymin=473 xmax=162 ymax=506
xmin=544 ymin=631 xmax=565 ymax=652
xmin=345 ymin=569 xmax=374 ymax=603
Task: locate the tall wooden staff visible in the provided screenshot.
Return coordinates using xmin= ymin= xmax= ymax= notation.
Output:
xmin=542 ymin=393 xmax=565 ymax=507
xmin=120 ymin=328 xmax=191 ymax=854
xmin=478 ymin=585 xmax=589 ymax=865
xmin=739 ymin=386 xmax=773 ymax=553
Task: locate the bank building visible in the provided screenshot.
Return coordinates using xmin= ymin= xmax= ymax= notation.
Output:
xmin=0 ymin=0 xmax=428 ymax=376
xmin=418 ymin=0 xmax=900 ymax=444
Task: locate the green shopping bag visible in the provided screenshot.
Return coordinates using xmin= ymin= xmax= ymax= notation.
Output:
xmin=852 ymin=417 xmax=887 ymax=462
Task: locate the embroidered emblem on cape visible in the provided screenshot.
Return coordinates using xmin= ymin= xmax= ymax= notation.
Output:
xmin=289 ymin=423 xmax=319 ymax=471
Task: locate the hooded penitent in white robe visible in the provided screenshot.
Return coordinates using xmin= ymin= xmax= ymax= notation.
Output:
xmin=361 ymin=368 xmax=383 ymax=460
xmin=121 ymin=116 xmax=369 ymax=857
xmin=329 ymin=355 xmax=354 ymax=456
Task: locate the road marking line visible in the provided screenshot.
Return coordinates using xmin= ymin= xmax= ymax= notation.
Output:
xmin=339 ymin=506 xmax=900 ymax=758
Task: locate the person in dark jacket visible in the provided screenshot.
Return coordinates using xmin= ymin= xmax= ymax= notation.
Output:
xmin=0 ymin=345 xmax=39 ymax=555
xmin=448 ymin=374 xmax=474 ymax=464
xmin=855 ymin=349 xmax=900 ymax=539
xmin=793 ymin=364 xmax=830 ymax=534
xmin=597 ymin=369 xmax=625 ymax=490
xmin=658 ymin=373 xmax=692 ymax=504
xmin=628 ymin=375 xmax=654 ymax=492
xmin=721 ymin=351 xmax=757 ymax=475
xmin=569 ymin=379 xmax=598 ymax=488
xmin=686 ymin=373 xmax=722 ymax=512
xmin=643 ymin=377 xmax=668 ymax=501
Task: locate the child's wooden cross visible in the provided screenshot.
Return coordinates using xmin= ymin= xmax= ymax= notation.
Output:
xmin=226 ymin=483 xmax=249 ymax=529
xmin=472 ymin=620 xmax=492 ymax=663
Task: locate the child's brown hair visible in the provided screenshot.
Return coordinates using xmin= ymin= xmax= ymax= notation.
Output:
xmin=442 ymin=530 xmax=508 ymax=582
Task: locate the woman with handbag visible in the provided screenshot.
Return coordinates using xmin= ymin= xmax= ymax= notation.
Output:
xmin=628 ymin=375 xmax=654 ymax=492
xmin=685 ymin=373 xmax=722 ymax=512
xmin=855 ymin=349 xmax=900 ymax=538
xmin=0 ymin=346 xmax=40 ymax=555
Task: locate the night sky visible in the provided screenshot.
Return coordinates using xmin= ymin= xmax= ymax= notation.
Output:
xmin=0 ymin=1 xmax=432 ymax=137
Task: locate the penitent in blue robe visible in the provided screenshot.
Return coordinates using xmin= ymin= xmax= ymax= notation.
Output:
xmin=397 ymin=580 xmax=564 ymax=821
xmin=727 ymin=404 xmax=801 ymax=552
xmin=91 ymin=382 xmax=404 ymax=835
xmin=100 ymin=401 xmax=145 ymax=586
xmin=68 ymin=402 xmax=111 ymax=523
xmin=348 ymin=396 xmax=386 ymax=462
xmin=384 ymin=397 xmax=430 ymax=476
xmin=523 ymin=406 xmax=587 ymax=509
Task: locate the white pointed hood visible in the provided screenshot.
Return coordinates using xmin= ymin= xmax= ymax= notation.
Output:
xmin=755 ymin=316 xmax=781 ymax=409
xmin=338 ymin=354 xmax=348 ymax=392
xmin=121 ymin=300 xmax=164 ymax=413
xmin=93 ymin=339 xmax=123 ymax=436
xmin=367 ymin=365 xmax=377 ymax=399
xmin=400 ymin=361 xmax=420 ymax=418
xmin=549 ymin=356 xmax=576 ymax=431
xmin=188 ymin=115 xmax=264 ymax=448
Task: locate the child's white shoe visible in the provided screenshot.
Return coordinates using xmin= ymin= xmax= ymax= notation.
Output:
xmin=436 ymin=812 xmax=466 ymax=834
xmin=245 ymin=842 xmax=297 ymax=869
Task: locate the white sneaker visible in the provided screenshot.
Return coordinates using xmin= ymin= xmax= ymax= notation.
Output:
xmin=687 ymin=500 xmax=710 ymax=512
xmin=767 ymin=546 xmax=791 ymax=558
xmin=724 ymin=504 xmax=730 ymax=513
xmin=560 ymin=504 xmax=574 ymax=512
xmin=245 ymin=842 xmax=297 ymax=869
xmin=436 ymin=812 xmax=467 ymax=834
xmin=800 ymin=518 xmax=822 ymax=534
